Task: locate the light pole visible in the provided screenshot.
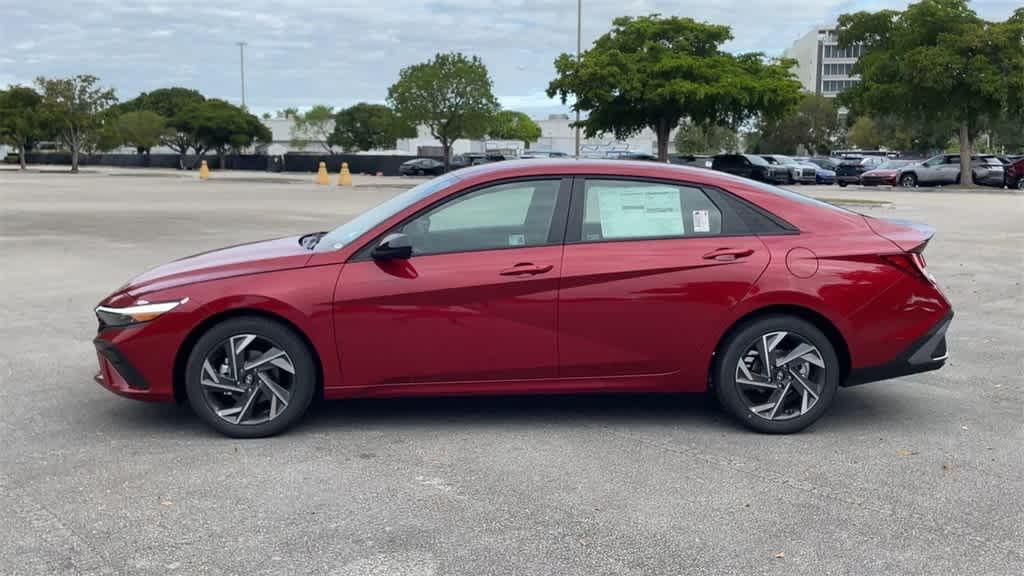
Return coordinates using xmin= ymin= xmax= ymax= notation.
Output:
xmin=574 ymin=0 xmax=581 ymax=159
xmin=237 ymin=41 xmax=247 ymax=108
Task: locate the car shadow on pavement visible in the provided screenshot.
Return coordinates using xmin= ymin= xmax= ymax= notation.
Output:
xmin=98 ymin=387 xmax=910 ymax=437
xmin=301 ymin=392 xmax=731 ymax=433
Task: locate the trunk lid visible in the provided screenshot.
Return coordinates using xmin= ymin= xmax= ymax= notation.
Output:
xmin=863 ymin=216 xmax=935 ymax=252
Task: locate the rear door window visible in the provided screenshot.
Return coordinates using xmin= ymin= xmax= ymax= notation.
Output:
xmin=578 ymin=179 xmax=723 ymax=242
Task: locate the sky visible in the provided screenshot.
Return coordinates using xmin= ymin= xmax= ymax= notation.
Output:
xmin=0 ymin=0 xmax=1018 ymax=117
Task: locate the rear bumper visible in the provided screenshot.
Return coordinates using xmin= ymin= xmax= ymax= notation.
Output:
xmin=844 ymin=311 xmax=952 ymax=386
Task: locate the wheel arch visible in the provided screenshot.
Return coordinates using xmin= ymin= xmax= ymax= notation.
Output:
xmin=710 ymin=304 xmax=852 ymax=387
xmin=172 ymin=308 xmax=324 ymax=403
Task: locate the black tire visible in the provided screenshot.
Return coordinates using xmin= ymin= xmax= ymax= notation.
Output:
xmin=1016 ymin=178 xmax=1024 ymax=191
xmin=838 ymin=181 xmax=848 ymax=188
xmin=713 ymin=315 xmax=839 ymax=434
xmin=185 ymin=316 xmax=316 ymax=438
xmin=899 ymin=173 xmax=917 ymax=188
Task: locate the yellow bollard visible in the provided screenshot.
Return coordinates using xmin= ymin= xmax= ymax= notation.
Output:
xmin=316 ymin=161 xmax=329 ymax=185
xmin=199 ymin=160 xmax=210 ymax=180
xmin=338 ymin=162 xmax=353 ymax=186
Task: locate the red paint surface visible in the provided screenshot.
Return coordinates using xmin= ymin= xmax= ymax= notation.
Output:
xmin=93 ymin=160 xmax=952 ymax=403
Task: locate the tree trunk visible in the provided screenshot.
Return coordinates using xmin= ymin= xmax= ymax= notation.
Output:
xmin=442 ymin=140 xmax=451 ymax=172
xmin=959 ymin=121 xmax=973 ymax=186
xmin=71 ymin=145 xmax=79 ymax=173
xmin=18 ymin=145 xmax=26 ymax=170
xmin=655 ymin=119 xmax=671 ymax=163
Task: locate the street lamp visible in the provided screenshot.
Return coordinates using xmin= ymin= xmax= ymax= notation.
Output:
xmin=574 ymin=0 xmax=581 ymax=159
xmin=237 ymin=41 xmax=248 ymax=108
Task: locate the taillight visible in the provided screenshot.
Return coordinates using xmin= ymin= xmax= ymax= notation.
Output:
xmin=882 ymin=251 xmax=935 ymax=284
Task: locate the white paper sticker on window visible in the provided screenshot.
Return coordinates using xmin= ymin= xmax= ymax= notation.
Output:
xmin=692 ymin=210 xmax=710 ymax=233
xmin=596 ymin=186 xmax=683 ymax=238
xmin=508 ymin=233 xmax=525 ymax=246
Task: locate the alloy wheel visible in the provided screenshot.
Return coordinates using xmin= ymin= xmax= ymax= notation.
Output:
xmin=734 ymin=331 xmax=826 ymax=421
xmin=199 ymin=334 xmax=296 ymax=425
xmin=900 ymin=174 xmax=916 ymax=188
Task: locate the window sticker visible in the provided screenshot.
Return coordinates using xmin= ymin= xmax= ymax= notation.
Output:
xmin=596 ymin=186 xmax=683 ymax=238
xmin=692 ymin=210 xmax=710 ymax=233
xmin=508 ymin=233 xmax=525 ymax=247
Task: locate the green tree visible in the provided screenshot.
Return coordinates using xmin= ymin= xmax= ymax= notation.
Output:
xmin=117 ymin=110 xmax=166 ymax=155
xmin=488 ymin=110 xmax=542 ymax=148
xmin=290 ymin=105 xmax=337 ymax=153
xmin=388 ymin=52 xmax=500 ymax=170
xmin=329 ymin=102 xmax=415 ymax=152
xmin=838 ymin=1 xmax=1024 ymax=185
xmin=750 ymin=94 xmax=840 ymax=155
xmin=177 ymin=99 xmax=270 ymax=167
xmin=673 ymin=119 xmax=738 ymax=154
xmin=0 ymin=86 xmax=44 ymax=169
xmin=846 ymin=116 xmax=883 ymax=149
xmin=547 ymin=14 xmax=803 ymax=162
xmin=122 ymin=87 xmax=205 ymax=168
xmin=35 ymin=75 xmax=117 ymax=172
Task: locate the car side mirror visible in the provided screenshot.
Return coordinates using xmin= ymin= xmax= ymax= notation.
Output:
xmin=371 ymin=233 xmax=413 ymax=261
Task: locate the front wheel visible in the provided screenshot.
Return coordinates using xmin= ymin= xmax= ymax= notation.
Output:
xmin=899 ymin=173 xmax=917 ymax=188
xmin=838 ymin=181 xmax=848 ymax=188
xmin=714 ymin=316 xmax=839 ymax=434
xmin=1017 ymin=178 xmax=1024 ymax=190
xmin=185 ymin=317 xmax=317 ymax=438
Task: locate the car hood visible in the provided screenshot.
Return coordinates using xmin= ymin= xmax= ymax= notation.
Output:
xmin=119 ymin=235 xmax=313 ymax=297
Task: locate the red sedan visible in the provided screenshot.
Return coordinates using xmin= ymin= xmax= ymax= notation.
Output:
xmin=93 ymin=160 xmax=953 ymax=437
xmin=859 ymin=160 xmax=911 ymax=186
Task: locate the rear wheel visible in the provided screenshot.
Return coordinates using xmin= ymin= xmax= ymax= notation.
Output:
xmin=185 ymin=317 xmax=316 ymax=438
xmin=900 ymin=173 xmax=917 ymax=188
xmin=838 ymin=181 xmax=848 ymax=188
xmin=714 ymin=315 xmax=839 ymax=434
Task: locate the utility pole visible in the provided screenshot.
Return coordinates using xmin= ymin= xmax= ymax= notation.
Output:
xmin=574 ymin=0 xmax=581 ymax=159
xmin=237 ymin=41 xmax=247 ymax=108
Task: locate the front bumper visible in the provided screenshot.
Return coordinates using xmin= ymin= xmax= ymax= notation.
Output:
xmin=860 ymin=174 xmax=898 ymax=186
xmin=844 ymin=311 xmax=952 ymax=386
xmin=93 ymin=338 xmax=174 ymax=401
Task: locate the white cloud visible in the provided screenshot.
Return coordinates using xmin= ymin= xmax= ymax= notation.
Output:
xmin=1 ymin=0 xmax=1018 ymax=114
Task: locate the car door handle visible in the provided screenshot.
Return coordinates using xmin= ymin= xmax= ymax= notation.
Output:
xmin=703 ymin=248 xmax=754 ymax=261
xmin=499 ymin=263 xmax=554 ymax=276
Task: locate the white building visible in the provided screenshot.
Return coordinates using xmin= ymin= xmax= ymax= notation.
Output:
xmin=784 ymin=26 xmax=863 ymax=98
xmin=274 ymin=114 xmax=669 ymax=158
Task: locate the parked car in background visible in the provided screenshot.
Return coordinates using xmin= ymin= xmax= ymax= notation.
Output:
xmin=802 ymin=157 xmax=840 ymax=171
xmin=399 ymin=158 xmax=445 ymax=176
xmin=520 ymin=151 xmax=569 ymax=159
xmin=795 ymin=157 xmax=837 ymax=184
xmin=1003 ymin=156 xmax=1024 ymax=189
xmin=711 ymin=154 xmax=787 ymax=184
xmin=897 ymin=154 xmax=1005 ymax=188
xmin=762 ymin=155 xmax=817 ymax=185
xmin=859 ymin=160 xmax=912 ymax=186
xmin=836 ymin=156 xmax=885 ymax=187
xmin=671 ymin=154 xmax=714 ymax=168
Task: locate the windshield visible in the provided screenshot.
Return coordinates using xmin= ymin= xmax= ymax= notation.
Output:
xmin=314 ymin=173 xmax=461 ymax=252
xmin=746 ymin=155 xmax=770 ymax=166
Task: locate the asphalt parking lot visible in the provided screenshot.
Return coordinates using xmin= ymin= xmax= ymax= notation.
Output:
xmin=1 ymin=167 xmax=1022 ymax=576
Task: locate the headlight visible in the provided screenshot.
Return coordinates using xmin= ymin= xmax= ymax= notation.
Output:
xmin=95 ymin=297 xmax=188 ymax=328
